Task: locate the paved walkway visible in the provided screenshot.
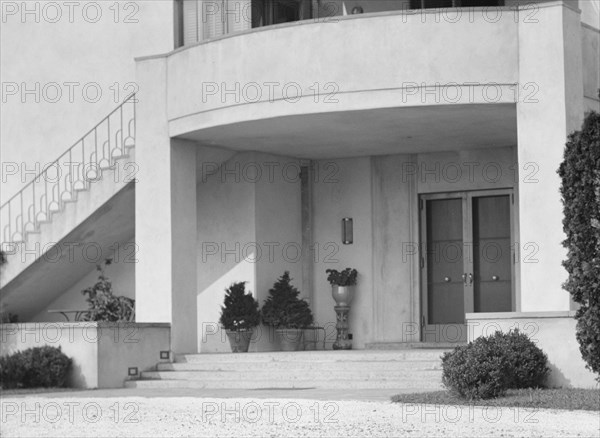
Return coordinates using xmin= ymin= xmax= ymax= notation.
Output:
xmin=1 ymin=387 xmax=407 ymax=402
xmin=2 ymin=391 xmax=599 ymax=438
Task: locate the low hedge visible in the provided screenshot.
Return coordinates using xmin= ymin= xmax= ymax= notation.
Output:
xmin=441 ymin=330 xmax=549 ymax=400
xmin=0 ymin=346 xmax=72 ymax=389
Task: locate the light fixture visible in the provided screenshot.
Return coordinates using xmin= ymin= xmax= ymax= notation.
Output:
xmin=342 ymin=218 xmax=353 ymax=245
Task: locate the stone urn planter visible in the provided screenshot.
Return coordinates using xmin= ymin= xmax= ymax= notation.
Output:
xmin=225 ymin=329 xmax=253 ymax=353
xmin=275 ymin=328 xmax=305 ymax=351
xmin=331 ymin=285 xmax=354 ymax=307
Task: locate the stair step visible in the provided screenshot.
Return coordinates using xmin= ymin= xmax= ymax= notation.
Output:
xmin=174 ymin=350 xmax=450 ymax=364
xmin=366 ymin=342 xmax=465 ymax=350
xmin=142 ymin=369 xmax=442 ymax=381
xmin=129 ymin=350 xmax=449 ymax=390
xmin=156 ymin=361 xmax=442 ymax=372
xmin=125 ymin=378 xmax=444 ymax=390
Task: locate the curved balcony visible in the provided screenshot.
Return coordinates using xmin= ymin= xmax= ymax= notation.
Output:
xmin=141 ymin=7 xmax=527 ymax=157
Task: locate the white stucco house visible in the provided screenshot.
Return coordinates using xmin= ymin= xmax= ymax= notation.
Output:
xmin=1 ymin=0 xmax=599 ymax=388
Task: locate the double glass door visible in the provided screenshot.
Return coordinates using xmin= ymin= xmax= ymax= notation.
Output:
xmin=420 ymin=190 xmax=514 ymax=342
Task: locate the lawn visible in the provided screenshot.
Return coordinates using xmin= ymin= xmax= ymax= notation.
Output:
xmin=392 ymin=388 xmax=600 ymax=411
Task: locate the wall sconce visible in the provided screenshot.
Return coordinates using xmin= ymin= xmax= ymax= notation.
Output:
xmin=342 ymin=218 xmax=353 ymax=245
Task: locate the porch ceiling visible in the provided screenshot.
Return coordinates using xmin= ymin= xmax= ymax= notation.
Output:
xmin=177 ymin=104 xmax=517 ymax=159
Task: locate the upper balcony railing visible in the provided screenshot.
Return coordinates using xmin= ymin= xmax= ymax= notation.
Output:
xmin=174 ymin=0 xmax=554 ymax=47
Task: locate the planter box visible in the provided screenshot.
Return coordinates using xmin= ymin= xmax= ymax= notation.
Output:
xmin=0 ymin=322 xmax=170 ymax=388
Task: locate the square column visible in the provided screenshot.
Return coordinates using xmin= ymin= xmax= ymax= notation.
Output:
xmin=516 ymin=1 xmax=584 ymax=311
xmin=135 ymin=57 xmax=198 ymax=352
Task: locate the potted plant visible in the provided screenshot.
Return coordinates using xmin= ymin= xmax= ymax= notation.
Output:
xmin=262 ymin=272 xmax=313 ymax=351
xmin=219 ymin=282 xmax=260 ymax=353
xmin=81 ymin=259 xmax=135 ymax=322
xmin=326 ymin=268 xmax=358 ymax=306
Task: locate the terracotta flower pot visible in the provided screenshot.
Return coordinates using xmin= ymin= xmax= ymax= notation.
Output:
xmin=331 ymin=285 xmax=354 ymax=307
xmin=225 ymin=329 xmax=253 ymax=353
xmin=275 ymin=328 xmax=304 ymax=351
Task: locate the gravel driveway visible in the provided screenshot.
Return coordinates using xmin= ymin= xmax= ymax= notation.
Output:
xmin=2 ymin=396 xmax=598 ymax=437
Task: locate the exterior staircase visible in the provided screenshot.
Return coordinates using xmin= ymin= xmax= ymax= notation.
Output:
xmin=125 ymin=349 xmax=451 ymax=390
xmin=0 ymin=95 xmax=137 ymax=320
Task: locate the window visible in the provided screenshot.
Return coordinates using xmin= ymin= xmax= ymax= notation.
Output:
xmin=252 ymin=0 xmax=312 ymax=27
xmin=410 ymin=0 xmax=503 ymax=8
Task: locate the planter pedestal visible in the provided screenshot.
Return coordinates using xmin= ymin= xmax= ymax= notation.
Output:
xmin=331 ymin=285 xmax=354 ymax=350
xmin=333 ymin=305 xmax=352 ymax=350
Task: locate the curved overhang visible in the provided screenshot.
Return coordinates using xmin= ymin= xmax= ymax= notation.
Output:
xmin=139 ymin=8 xmax=524 ymax=157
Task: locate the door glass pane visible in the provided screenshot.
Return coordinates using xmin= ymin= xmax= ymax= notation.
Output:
xmin=460 ymin=0 xmax=502 ymax=7
xmin=426 ymin=198 xmax=464 ymax=324
xmin=473 ymin=195 xmax=511 ymax=312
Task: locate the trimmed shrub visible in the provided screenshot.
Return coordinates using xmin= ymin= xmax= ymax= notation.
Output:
xmin=495 ymin=330 xmax=550 ymax=389
xmin=0 ymin=346 xmax=72 ymax=389
xmin=558 ymin=109 xmax=600 ymax=379
xmin=441 ymin=330 xmax=549 ymax=400
xmin=262 ymin=272 xmax=313 ymax=329
xmin=0 ymin=352 xmax=27 ymax=390
xmin=219 ymin=282 xmax=261 ymax=331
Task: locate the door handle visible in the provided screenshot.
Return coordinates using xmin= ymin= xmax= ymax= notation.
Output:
xmin=444 ymin=276 xmax=451 ymax=283
xmin=492 ymin=275 xmax=499 ymax=281
xmin=462 ymin=273 xmax=467 ymax=285
xmin=468 ymin=273 xmax=473 ymax=285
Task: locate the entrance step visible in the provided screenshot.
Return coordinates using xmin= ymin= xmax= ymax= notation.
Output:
xmin=125 ymin=349 xmax=452 ymax=390
xmin=365 ymin=342 xmax=466 ymax=350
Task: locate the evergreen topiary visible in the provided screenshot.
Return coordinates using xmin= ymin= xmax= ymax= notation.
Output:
xmin=262 ymin=272 xmax=313 ymax=329
xmin=219 ymin=282 xmax=260 ymax=331
xmin=558 ymin=108 xmax=600 ymax=379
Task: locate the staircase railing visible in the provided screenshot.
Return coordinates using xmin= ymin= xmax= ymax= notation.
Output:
xmin=1 ymin=94 xmax=136 ymax=252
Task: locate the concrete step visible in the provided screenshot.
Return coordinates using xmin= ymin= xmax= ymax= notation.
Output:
xmin=366 ymin=342 xmax=465 ymax=350
xmin=129 ymin=350 xmax=449 ymax=390
xmin=155 ymin=360 xmax=442 ymax=372
xmin=174 ymin=350 xmax=451 ymax=364
xmin=125 ymin=378 xmax=445 ymax=390
xmin=141 ymin=368 xmax=442 ymax=381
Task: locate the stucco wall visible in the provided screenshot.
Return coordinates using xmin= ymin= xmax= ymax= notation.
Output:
xmin=582 ymin=25 xmax=600 ymax=112
xmin=342 ymin=147 xmax=517 ymax=345
xmin=1 ymin=1 xmax=174 ymax=201
xmin=166 ymin=9 xmax=519 ymax=136
xmin=312 ymin=157 xmax=374 ymax=348
xmin=196 ymin=151 xmax=303 ymax=352
xmin=0 ymin=322 xmax=170 ymax=389
xmin=371 ymin=154 xmax=418 ymax=343
xmin=0 ymin=323 xmax=98 ymax=388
